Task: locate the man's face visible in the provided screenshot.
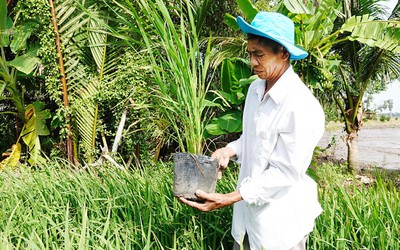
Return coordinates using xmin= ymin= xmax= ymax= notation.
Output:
xmin=246 ymin=39 xmax=289 ymax=81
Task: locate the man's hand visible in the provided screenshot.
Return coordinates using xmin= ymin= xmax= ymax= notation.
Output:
xmin=179 ymin=190 xmax=242 ymax=212
xmin=211 ymin=147 xmax=236 ymax=179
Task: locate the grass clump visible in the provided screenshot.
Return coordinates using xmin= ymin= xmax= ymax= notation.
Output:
xmin=310 ymin=163 xmax=400 ymax=249
xmin=0 ymin=161 xmax=398 ymax=249
xmin=0 ymin=161 xmax=234 ymax=249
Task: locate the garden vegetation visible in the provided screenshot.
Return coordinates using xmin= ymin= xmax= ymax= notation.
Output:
xmin=0 ymin=163 xmax=398 ymax=249
xmin=1 ymin=0 xmax=400 ymax=249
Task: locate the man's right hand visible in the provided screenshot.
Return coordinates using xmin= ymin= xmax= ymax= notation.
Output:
xmin=211 ymin=147 xmax=236 ymax=179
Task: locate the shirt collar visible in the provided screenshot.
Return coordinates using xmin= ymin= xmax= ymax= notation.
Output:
xmin=254 ymin=66 xmax=296 ymax=104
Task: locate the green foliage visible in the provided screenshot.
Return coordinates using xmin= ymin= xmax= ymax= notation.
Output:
xmin=280 ymin=0 xmax=311 ymax=14
xmin=0 ymin=161 xmax=235 ymax=249
xmin=236 ymin=0 xmax=259 ymax=21
xmin=379 ymin=114 xmax=391 ymax=122
xmin=341 ymin=15 xmax=400 ymax=53
xmin=47 ymin=0 xmax=132 ymax=163
xmin=205 ymin=58 xmax=253 ymax=137
xmin=0 ymin=0 xmax=51 ymax=163
xmin=20 ymin=101 xmax=51 ymax=164
xmin=220 ymin=58 xmax=252 ymax=94
xmin=0 ymin=160 xmax=398 ymax=249
xmin=122 ymin=0 xmax=215 ymax=154
xmin=311 ymin=164 xmax=400 ymax=249
xmin=97 ymin=50 xmax=156 ymax=164
xmin=8 ymin=48 xmax=41 ymax=75
xmin=224 ymin=0 xmax=259 ymax=31
xmin=312 ymin=162 xmax=352 ymax=187
xmin=0 ymin=0 xmax=6 ymax=32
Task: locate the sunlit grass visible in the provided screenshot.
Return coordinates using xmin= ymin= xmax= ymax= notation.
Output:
xmin=0 ymin=161 xmax=398 ymax=249
xmin=310 ymin=164 xmax=400 ymax=249
xmin=0 ymin=161 xmax=234 ymax=249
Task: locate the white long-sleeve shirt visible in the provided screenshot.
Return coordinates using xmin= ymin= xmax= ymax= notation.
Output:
xmin=227 ymin=66 xmax=325 ymax=250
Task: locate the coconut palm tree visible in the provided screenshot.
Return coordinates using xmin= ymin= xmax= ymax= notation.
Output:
xmin=48 ymin=0 xmax=127 ymax=164
xmin=278 ymin=0 xmax=400 ymax=171
xmin=318 ymin=0 xmax=400 ymax=171
xmin=212 ymin=0 xmax=400 ymax=172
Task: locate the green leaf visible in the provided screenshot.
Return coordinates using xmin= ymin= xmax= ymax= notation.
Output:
xmin=205 ymin=110 xmax=242 ymax=136
xmin=218 ymin=110 xmax=242 ymax=132
xmin=0 ymin=0 xmax=7 ymax=46
xmin=205 ymin=121 xmax=228 ymax=136
xmin=8 ymin=49 xmax=40 ymax=75
xmin=221 ymin=58 xmax=251 ymax=94
xmin=21 ymin=102 xmax=51 ymax=164
xmin=236 ymin=0 xmax=258 ymax=22
xmin=283 ymin=0 xmax=311 ymax=14
xmin=238 ymin=75 xmax=258 ymax=88
xmin=0 ymin=0 xmax=6 ymax=30
xmin=0 ymin=18 xmax=12 ymax=47
xmin=340 ymin=15 xmax=400 ymax=53
xmin=224 ymin=13 xmax=239 ymax=31
xmin=88 ymin=17 xmax=107 ymax=71
xmin=10 ymin=22 xmax=38 ymax=53
xmin=203 ymin=98 xmax=223 ymax=108
xmin=216 ymin=90 xmax=243 ymax=105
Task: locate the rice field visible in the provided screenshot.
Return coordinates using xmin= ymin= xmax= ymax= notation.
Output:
xmin=0 ymin=161 xmax=398 ymax=249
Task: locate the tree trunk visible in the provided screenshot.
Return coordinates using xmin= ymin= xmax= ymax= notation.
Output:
xmin=344 ymin=101 xmax=363 ymax=173
xmin=49 ymin=0 xmax=75 ymax=164
xmin=346 ymin=131 xmax=360 ymax=173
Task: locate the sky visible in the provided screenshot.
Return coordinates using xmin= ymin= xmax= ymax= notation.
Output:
xmin=371 ymin=0 xmax=400 ymax=113
xmin=381 ymin=0 xmax=397 ymax=13
xmin=371 ymin=80 xmax=400 ymax=113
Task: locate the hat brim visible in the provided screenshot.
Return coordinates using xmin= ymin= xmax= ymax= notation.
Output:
xmin=237 ymin=16 xmax=308 ymax=60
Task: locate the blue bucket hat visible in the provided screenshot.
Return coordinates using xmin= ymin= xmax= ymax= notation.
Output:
xmin=237 ymin=12 xmax=308 ymax=60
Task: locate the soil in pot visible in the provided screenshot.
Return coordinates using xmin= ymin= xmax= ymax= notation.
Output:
xmin=173 ymin=153 xmax=218 ymax=201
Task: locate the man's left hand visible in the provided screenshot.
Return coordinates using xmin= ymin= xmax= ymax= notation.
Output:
xmin=179 ymin=190 xmax=242 ymax=212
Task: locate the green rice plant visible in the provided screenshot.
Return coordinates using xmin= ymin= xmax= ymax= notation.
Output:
xmin=106 ymin=0 xmax=215 ymax=154
xmin=309 ymin=165 xmax=400 ymax=249
xmin=1 ymin=160 xmax=398 ymax=249
xmin=0 ymin=160 xmax=234 ymax=249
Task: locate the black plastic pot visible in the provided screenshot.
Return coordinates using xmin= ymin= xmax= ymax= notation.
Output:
xmin=173 ymin=153 xmax=218 ymax=201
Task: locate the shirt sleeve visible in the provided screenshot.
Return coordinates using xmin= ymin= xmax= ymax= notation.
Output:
xmin=226 ymin=134 xmax=243 ymax=161
xmin=240 ymin=104 xmax=325 ymax=206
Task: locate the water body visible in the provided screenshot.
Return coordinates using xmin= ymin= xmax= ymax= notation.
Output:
xmin=318 ymin=127 xmax=400 ymax=170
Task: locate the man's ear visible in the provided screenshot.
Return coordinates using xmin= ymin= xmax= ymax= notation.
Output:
xmin=281 ymin=50 xmax=290 ymax=61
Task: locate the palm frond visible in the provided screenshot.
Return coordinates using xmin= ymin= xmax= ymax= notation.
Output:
xmin=208 ymin=37 xmax=248 ymax=68
xmin=54 ymin=0 xmax=123 ymax=163
xmin=340 ymin=14 xmax=400 ymax=53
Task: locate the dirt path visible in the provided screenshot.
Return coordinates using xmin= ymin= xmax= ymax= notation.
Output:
xmin=318 ymin=122 xmax=400 ymax=170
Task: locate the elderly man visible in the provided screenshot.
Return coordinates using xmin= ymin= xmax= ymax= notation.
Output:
xmin=180 ymin=12 xmax=325 ymax=250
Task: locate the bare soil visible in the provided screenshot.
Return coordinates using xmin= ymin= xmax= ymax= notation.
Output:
xmin=318 ymin=119 xmax=400 ymax=170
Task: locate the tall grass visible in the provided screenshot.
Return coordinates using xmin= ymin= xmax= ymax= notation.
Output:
xmin=0 ymin=161 xmax=235 ymax=249
xmin=0 ymin=162 xmax=398 ymax=249
xmin=310 ymin=164 xmax=400 ymax=249
xmin=106 ymin=0 xmax=215 ymax=154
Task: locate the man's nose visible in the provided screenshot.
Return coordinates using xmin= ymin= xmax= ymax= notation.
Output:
xmin=249 ymin=55 xmax=259 ymax=67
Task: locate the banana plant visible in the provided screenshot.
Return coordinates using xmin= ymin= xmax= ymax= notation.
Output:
xmin=20 ymin=101 xmax=51 ymax=165
xmin=213 ymin=0 xmax=400 ymax=170
xmin=0 ymin=0 xmax=50 ymax=165
xmin=284 ymin=0 xmax=400 ymax=171
xmin=205 ymin=58 xmax=254 ymax=137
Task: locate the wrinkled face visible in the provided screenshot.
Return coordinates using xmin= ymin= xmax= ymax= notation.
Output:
xmin=246 ymin=39 xmax=289 ymax=81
